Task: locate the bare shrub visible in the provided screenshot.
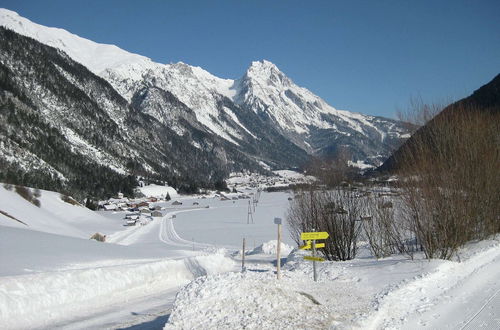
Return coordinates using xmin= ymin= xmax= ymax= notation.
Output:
xmin=90 ymin=232 xmax=106 ymax=242
xmin=61 ymin=194 xmax=81 ymax=206
xmin=363 ymin=197 xmax=396 ymax=258
xmin=14 ymin=185 xmax=33 ymax=201
xmin=32 ymin=198 xmax=41 ymax=208
xmin=362 ymin=196 xmax=416 ymax=259
xmin=3 ymin=183 xmax=13 ymax=191
xmin=397 ymin=104 xmax=500 ymax=259
xmin=396 ymin=97 xmax=445 ymax=133
xmin=287 ymin=188 xmax=363 ymax=261
xmin=14 ymin=185 xmax=41 ymax=207
xmin=287 ymin=188 xmax=323 ymax=247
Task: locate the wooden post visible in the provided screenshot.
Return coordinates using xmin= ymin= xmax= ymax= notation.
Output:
xmin=274 ymin=217 xmax=282 ymax=280
xmin=242 ymin=238 xmax=246 ymax=272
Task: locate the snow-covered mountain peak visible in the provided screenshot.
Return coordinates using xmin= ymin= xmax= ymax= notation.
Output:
xmin=248 ymin=59 xmax=279 ymax=72
xmin=245 ymin=59 xmax=292 ymax=88
xmin=0 ymin=8 xmax=152 ymax=75
xmin=0 ymin=9 xmax=412 ymax=168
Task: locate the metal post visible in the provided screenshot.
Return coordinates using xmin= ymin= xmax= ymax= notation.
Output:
xmin=277 ymin=223 xmax=282 ymax=280
xmin=242 ymin=238 xmax=246 ymax=272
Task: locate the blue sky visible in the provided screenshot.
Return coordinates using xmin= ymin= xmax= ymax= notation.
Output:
xmin=3 ymin=0 xmax=499 ymax=118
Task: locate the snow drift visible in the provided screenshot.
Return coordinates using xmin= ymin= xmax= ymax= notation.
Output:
xmin=246 ymin=240 xmax=293 ymax=256
xmin=0 ymin=253 xmax=234 ymax=329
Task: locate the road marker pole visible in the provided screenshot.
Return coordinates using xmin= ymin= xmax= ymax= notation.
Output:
xmin=242 ymin=238 xmax=246 ymax=272
xmin=275 ymin=217 xmax=282 ymax=280
xmin=312 ymin=239 xmax=317 ymax=282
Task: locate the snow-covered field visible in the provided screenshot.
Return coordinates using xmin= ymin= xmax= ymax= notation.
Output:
xmin=1 ymin=183 xmax=499 ymax=329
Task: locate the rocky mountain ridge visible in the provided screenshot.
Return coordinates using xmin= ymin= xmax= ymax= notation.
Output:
xmin=0 ymin=8 xmax=412 ymax=197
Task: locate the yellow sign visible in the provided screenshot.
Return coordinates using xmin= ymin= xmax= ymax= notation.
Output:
xmin=301 ymin=232 xmax=329 ymax=240
xmin=304 ymin=256 xmax=325 ymax=262
xmin=299 ymin=242 xmax=325 ymax=250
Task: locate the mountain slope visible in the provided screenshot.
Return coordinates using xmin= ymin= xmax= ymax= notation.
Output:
xmin=0 ymin=27 xmax=266 ymax=197
xmin=0 ymin=8 xmax=411 ymax=168
xmin=378 ymin=73 xmax=500 ymax=172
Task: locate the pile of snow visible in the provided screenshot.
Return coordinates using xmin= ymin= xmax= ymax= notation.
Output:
xmin=247 ymin=240 xmax=293 ymax=256
xmin=0 ymin=253 xmax=234 ymax=329
xmin=138 ymin=184 xmax=178 ymax=198
xmin=164 ymin=272 xmax=335 ymax=330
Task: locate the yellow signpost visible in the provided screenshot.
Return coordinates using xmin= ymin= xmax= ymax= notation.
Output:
xmin=301 ymin=232 xmax=329 ymax=240
xmin=299 ymin=241 xmax=325 ymax=250
xmin=304 ymin=256 xmax=325 ymax=262
xmin=301 ymin=231 xmax=329 ymax=281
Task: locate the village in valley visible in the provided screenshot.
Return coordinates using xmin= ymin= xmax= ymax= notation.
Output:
xmin=97 ymin=170 xmax=315 ymax=229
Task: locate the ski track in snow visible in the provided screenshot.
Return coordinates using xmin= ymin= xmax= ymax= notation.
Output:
xmin=159 ymin=210 xmax=213 ymax=249
xmin=362 ymin=242 xmax=500 ymax=329
xmin=107 ymin=208 xmax=217 ymax=250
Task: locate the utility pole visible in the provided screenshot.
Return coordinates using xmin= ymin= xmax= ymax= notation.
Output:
xmin=247 ymin=201 xmax=254 ymax=224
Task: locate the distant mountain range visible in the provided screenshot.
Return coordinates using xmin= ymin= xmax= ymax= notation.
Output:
xmin=0 ymin=8 xmax=411 ymax=197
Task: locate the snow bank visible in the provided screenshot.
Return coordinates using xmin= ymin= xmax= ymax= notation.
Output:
xmin=138 ymin=184 xmax=178 ymax=198
xmin=247 ymin=240 xmax=293 ymax=256
xmin=164 ymin=272 xmax=335 ymax=330
xmin=0 ymin=253 xmax=234 ymax=329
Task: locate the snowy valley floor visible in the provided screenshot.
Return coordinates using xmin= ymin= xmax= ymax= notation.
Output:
xmin=1 ymin=184 xmax=499 ymax=329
